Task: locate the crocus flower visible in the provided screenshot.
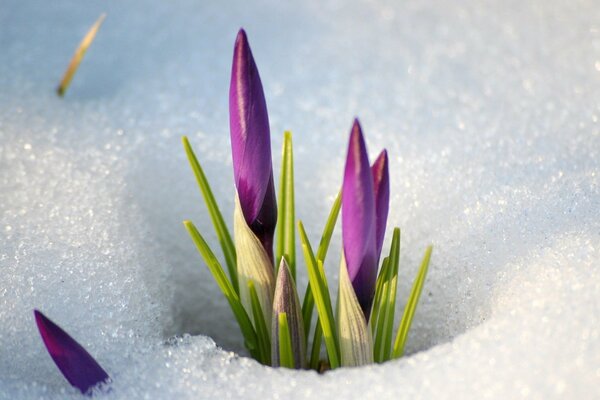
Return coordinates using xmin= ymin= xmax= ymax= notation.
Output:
xmin=229 ymin=28 xmax=277 ymax=260
xmin=338 ymin=119 xmax=388 ymax=366
xmin=342 ymin=119 xmax=390 ymax=320
xmin=230 ymin=29 xmax=278 ymax=329
xmin=271 ymin=258 xmax=305 ymax=368
xmin=34 ymin=310 xmax=109 ymax=395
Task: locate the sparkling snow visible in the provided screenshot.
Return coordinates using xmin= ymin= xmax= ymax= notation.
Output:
xmin=1 ymin=0 xmax=599 ymax=399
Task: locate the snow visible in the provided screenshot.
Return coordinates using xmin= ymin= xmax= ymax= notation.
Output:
xmin=1 ymin=0 xmax=599 ymax=398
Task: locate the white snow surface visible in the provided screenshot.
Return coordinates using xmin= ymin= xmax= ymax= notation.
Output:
xmin=1 ymin=0 xmax=599 ymax=399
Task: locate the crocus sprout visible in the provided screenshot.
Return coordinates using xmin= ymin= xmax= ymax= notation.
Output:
xmin=34 ymin=310 xmax=109 ymax=395
xmin=272 ymin=258 xmax=306 ymax=368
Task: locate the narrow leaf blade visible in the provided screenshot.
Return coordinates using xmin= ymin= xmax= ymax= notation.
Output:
xmin=370 ymin=257 xmax=389 ymax=336
xmin=374 ymin=229 xmax=400 ymax=361
xmin=249 ymin=280 xmax=271 ymax=364
xmin=183 ymin=136 xmax=238 ymax=293
xmin=278 ymin=313 xmax=295 ymax=368
xmin=392 ymin=245 xmax=433 ymax=358
xmin=309 ymin=318 xmax=323 ymax=369
xmin=302 ymin=191 xmax=341 ymax=339
xmin=276 ymin=131 xmax=296 ymax=278
xmin=380 ymin=228 xmax=400 ymax=361
xmin=299 ymin=221 xmax=340 ymax=368
xmin=183 ymin=220 xmax=258 ymax=357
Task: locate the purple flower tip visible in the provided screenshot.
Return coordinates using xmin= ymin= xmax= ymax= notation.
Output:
xmin=342 ymin=119 xmax=378 ymax=319
xmin=229 ymin=28 xmax=277 ymax=259
xmin=34 ymin=310 xmax=109 ymax=395
xmin=371 ymin=149 xmax=389 ymax=260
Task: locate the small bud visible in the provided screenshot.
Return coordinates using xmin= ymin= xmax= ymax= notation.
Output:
xmin=271 ymin=258 xmax=306 ymax=368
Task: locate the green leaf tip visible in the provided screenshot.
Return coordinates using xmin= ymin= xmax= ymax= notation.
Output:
xmin=183 ymin=136 xmax=238 ymax=293
xmin=276 ymin=130 xmax=296 ymax=280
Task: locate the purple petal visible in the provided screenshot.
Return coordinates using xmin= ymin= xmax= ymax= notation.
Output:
xmin=34 ymin=310 xmax=109 ymax=395
xmin=229 ymin=28 xmax=277 ymax=259
xmin=371 ymin=150 xmax=390 ymax=261
xmin=342 ymin=119 xmax=378 ymax=318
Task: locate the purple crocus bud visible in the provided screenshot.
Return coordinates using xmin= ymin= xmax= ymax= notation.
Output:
xmin=229 ymin=28 xmax=277 ymax=260
xmin=371 ymin=150 xmax=389 ymax=261
xmin=34 ymin=310 xmax=109 ymax=395
xmin=342 ymin=119 xmax=378 ymax=320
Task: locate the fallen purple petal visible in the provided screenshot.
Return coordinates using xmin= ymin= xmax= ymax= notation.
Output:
xmin=34 ymin=310 xmax=109 ymax=395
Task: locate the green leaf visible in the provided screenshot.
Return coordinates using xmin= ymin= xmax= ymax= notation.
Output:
xmin=298 ymin=221 xmax=340 ymax=369
xmin=302 ymin=192 xmax=341 ymax=340
xmin=183 ymin=221 xmax=258 ymax=359
xmin=370 ymin=257 xmax=390 ymax=336
xmin=373 ymin=228 xmax=400 ymax=362
xmin=301 ymin=289 xmax=315 ymax=341
xmin=249 ymin=280 xmax=271 ymax=365
xmin=278 ymin=313 xmax=295 ymax=368
xmin=316 ymin=191 xmax=342 ymax=263
xmin=309 ymin=318 xmax=323 ymax=369
xmin=392 ymin=245 xmax=433 ymax=359
xmin=276 ymin=131 xmax=296 ymax=279
xmin=182 ymin=137 xmax=238 ymax=293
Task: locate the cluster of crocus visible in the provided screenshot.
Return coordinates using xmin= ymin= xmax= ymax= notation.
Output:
xmin=33 ymin=28 xmax=432 ymax=397
xmin=183 ymin=29 xmax=433 ymax=370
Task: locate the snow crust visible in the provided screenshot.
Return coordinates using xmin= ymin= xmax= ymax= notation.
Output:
xmin=1 ymin=0 xmax=599 ymax=398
